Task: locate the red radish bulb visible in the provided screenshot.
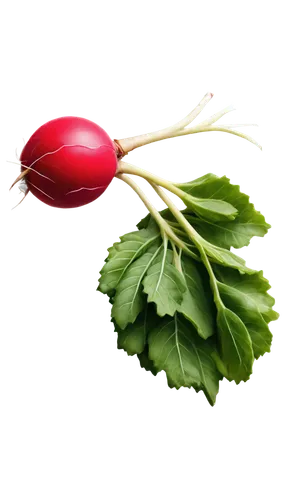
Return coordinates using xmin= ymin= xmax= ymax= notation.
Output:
xmin=20 ymin=117 xmax=118 ymax=208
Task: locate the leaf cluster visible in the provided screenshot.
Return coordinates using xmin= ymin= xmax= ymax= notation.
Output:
xmin=98 ymin=174 xmax=278 ymax=405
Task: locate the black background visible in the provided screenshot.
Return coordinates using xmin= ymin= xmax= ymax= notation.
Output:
xmin=0 ymin=87 xmax=286 ymax=417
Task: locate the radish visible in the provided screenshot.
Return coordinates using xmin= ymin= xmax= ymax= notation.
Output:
xmin=15 ymin=116 xmax=117 ymax=208
xmin=11 ymin=93 xmax=260 ymax=210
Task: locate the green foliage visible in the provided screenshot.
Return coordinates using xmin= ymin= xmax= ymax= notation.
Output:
xmin=177 ymin=174 xmax=270 ymax=249
xmin=111 ymin=243 xmax=161 ymax=329
xmin=179 ymin=256 xmax=215 ymax=339
xmin=142 ymin=247 xmax=187 ymax=317
xmin=149 ymin=314 xmax=221 ymax=405
xmin=98 ymin=226 xmax=160 ymax=295
xmin=181 ymin=193 xmax=238 ymax=222
xmin=137 ymin=346 xmax=159 ymax=375
xmin=211 ymin=265 xmax=277 ymax=360
xmin=98 ymin=173 xmax=278 ymax=405
xmin=217 ymin=307 xmax=254 ymax=383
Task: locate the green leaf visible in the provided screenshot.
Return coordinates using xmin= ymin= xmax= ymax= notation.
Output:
xmin=114 ymin=312 xmax=147 ymax=355
xmin=142 ymin=248 xmax=187 ymax=317
xmin=177 ymin=173 xmax=270 ymax=249
xmin=137 ymin=347 xmax=159 ymax=375
xmin=217 ymin=307 xmax=254 ymax=383
xmin=136 ymin=213 xmax=152 ymax=230
xmin=98 ymin=227 xmax=160 ymax=295
xmin=135 ymin=305 xmax=160 ymax=374
xmin=179 ymin=256 xmax=215 ymax=339
xmin=183 ymin=195 xmax=238 ymax=222
xmin=148 ymin=314 xmax=221 ymax=405
xmin=200 ymin=239 xmax=255 ymax=274
xmin=111 ymin=244 xmax=161 ymax=329
xmin=114 ymin=302 xmax=161 ymax=372
xmin=212 ymin=267 xmax=279 ymax=359
xmin=138 ymin=208 xmax=182 ymax=230
xmin=216 ymin=282 xmax=273 ymax=360
xmin=244 ymin=322 xmax=272 ymax=360
xmin=213 ymin=266 xmax=278 ymax=323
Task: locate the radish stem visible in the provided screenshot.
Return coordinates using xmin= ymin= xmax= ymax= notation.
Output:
xmin=116 ymin=173 xmax=198 ymax=260
xmin=149 ymin=182 xmax=224 ymax=308
xmin=174 ymin=125 xmax=262 ymax=150
xmin=117 ymin=162 xmax=185 ymax=199
xmin=116 ymin=93 xmax=213 ymax=154
xmin=116 ymin=93 xmax=261 ymax=154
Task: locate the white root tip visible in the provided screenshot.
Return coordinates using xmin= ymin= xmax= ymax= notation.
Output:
xmin=10 ymin=192 xmax=30 ymax=212
xmin=220 ymin=119 xmax=261 ymax=130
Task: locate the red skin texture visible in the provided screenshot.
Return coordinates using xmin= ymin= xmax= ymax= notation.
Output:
xmin=20 ymin=116 xmax=118 ymax=208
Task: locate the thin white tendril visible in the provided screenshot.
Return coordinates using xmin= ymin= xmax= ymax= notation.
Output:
xmin=65 ymin=185 xmax=107 ymax=195
xmin=27 ymin=181 xmax=55 ymax=200
xmin=194 ymin=105 xmax=235 ymax=128
xmin=7 ymin=162 xmax=18 ymax=168
xmin=7 ymin=160 xmax=55 ymax=183
xmin=218 ymin=120 xmax=261 ymax=130
xmin=10 ymin=191 xmax=30 ymax=212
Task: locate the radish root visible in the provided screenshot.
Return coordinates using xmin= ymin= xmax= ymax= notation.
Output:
xmin=10 ymin=191 xmax=30 ymax=212
xmin=9 ymin=168 xmax=30 ymax=190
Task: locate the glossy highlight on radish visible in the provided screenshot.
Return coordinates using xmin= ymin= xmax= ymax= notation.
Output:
xmin=19 ymin=116 xmax=118 ymax=208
